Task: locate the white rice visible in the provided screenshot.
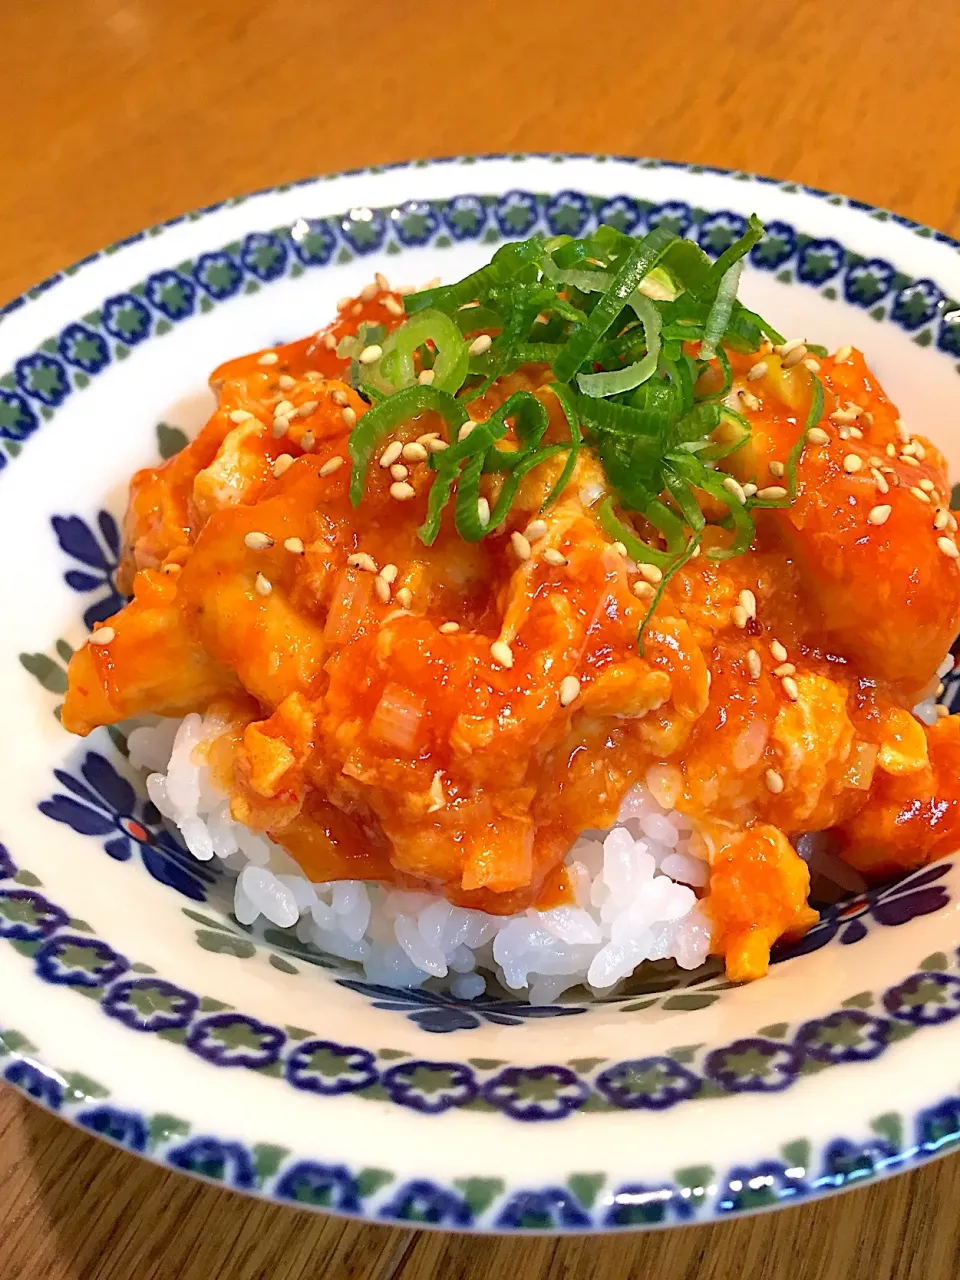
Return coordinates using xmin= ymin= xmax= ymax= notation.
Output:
xmin=127 ymin=712 xmax=713 ymax=1002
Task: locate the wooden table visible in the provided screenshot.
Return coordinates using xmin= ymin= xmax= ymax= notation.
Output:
xmin=3 ymin=1 xmax=960 ymax=1276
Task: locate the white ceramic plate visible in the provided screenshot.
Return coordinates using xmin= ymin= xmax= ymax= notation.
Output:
xmin=3 ymin=155 xmax=960 ymax=1232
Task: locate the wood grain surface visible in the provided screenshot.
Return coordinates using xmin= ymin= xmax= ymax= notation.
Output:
xmin=3 ymin=1 xmax=960 ymax=1276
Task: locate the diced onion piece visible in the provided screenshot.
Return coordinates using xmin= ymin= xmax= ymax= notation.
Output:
xmin=845 ymin=740 xmax=878 ymax=791
xmin=324 ymin=568 xmax=374 ymax=645
xmin=370 ymin=683 xmax=426 ymax=752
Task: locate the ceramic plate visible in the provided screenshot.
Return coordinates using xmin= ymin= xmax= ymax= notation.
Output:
xmin=3 ymin=155 xmax=960 ymax=1233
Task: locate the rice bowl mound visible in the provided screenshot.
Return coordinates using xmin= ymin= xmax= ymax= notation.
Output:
xmin=130 ymin=714 xmax=712 ymax=1003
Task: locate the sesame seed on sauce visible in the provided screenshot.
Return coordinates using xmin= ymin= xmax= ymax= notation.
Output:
xmin=834 ymin=345 xmax=853 ymax=363
xmin=543 ymin=548 xmax=567 ymax=566
xmin=374 ymin=576 xmax=392 ymax=604
xmin=919 ymin=478 xmax=936 ymax=493
xmin=351 ymin=302 xmax=363 ymax=316
xmin=742 ymin=482 xmax=758 ymax=498
xmin=781 ymin=345 xmax=808 ymax=369
xmin=774 ymin=662 xmax=796 ymax=677
xmin=275 ymin=400 xmax=294 ymax=419
xmin=360 ymin=282 xmax=379 ymax=302
xmin=740 ymin=390 xmax=761 ymax=412
xmin=278 ymin=374 xmax=296 ymax=391
xmin=380 ymin=441 xmax=403 ymax=468
xmin=524 ymin=519 xmax=548 ymax=541
xmin=402 ymin=442 xmax=429 ymax=463
xmin=375 ymin=272 xmax=390 ymax=291
xmin=458 ymin=422 xmax=477 ymax=441
xmin=348 ymin=552 xmax=378 ymax=572
xmin=336 ymin=296 xmax=352 ymax=311
xmin=300 ymin=431 xmax=315 ymax=452
xmin=900 ymin=453 xmax=921 ymax=468
xmin=255 ymin=573 xmax=273 ymax=596
xmin=426 ymin=436 xmax=448 ymax=453
xmin=765 ymin=768 xmax=785 ymax=794
xmin=319 ymin=456 xmax=344 ymax=477
xmin=868 ymin=504 xmax=892 ymax=526
xmin=273 ymin=453 xmax=295 ymax=478
xmin=769 ymin=461 xmax=785 ymax=479
xmin=638 ymin=563 xmax=663 ymax=585
xmin=257 ymin=352 xmax=279 ymax=366
xmin=886 ymin=443 xmax=898 ymax=458
xmin=229 ymin=408 xmax=254 ymax=424
xmin=757 ymin=485 xmax=788 ymax=500
xmin=418 ymin=368 xmax=435 ymax=386
xmin=390 ymin=481 xmax=416 ymax=501
xmin=803 ymin=358 xmax=821 ymax=373
xmin=490 ymin=640 xmax=514 ymax=669
xmin=439 ymin=621 xmax=460 ymax=635
xmin=613 ymin=542 xmax=628 ymax=557
xmin=731 ymin=605 xmax=748 ymax=630
xmin=770 ymin=639 xmax=788 ymax=662
xmin=396 ymin=587 xmax=413 ymax=609
xmin=89 ymin=627 xmax=116 ymax=646
xmin=843 ymin=454 xmax=862 ymax=474
xmin=384 ymin=296 xmax=404 ymax=317
xmin=938 ymin=537 xmax=960 ymax=560
xmin=358 ymin=344 xmax=383 ymax=365
xmin=559 ymin=675 xmax=581 ymax=707
xmin=477 ymin=498 xmax=491 ymax=527
xmin=342 ymin=407 xmax=358 ymax=428
xmin=910 ymin=486 xmax=931 ymax=504
xmin=331 ymin=389 xmax=350 ymax=406
xmin=162 ymin=563 xmax=181 ymax=575
xmin=322 ymin=333 xmax=338 ymax=351
xmin=746 ymin=361 xmax=767 ymax=381
xmin=723 ymin=476 xmax=747 ymax=503
xmin=830 ymin=406 xmax=860 ymax=426
xmin=511 ymin=531 xmax=532 ymax=561
xmin=781 ymin=675 xmax=800 ymax=702
xmin=244 ymin=531 xmax=274 ymax=551
xmin=934 ymin=509 xmax=951 ymax=531
xmin=390 ymin=463 xmax=409 ymax=481
xmin=777 ymin=337 xmax=806 ymax=356
xmin=468 ymin=334 xmax=493 ymax=356
xmin=633 ymin=580 xmax=655 ymax=600
xmin=297 ymin=400 xmax=319 ymax=418
xmin=871 ymin=469 xmax=889 ymax=494
xmin=379 ymin=564 xmax=399 ymax=585
xmin=284 ymin=537 xmax=305 ymax=554
xmin=746 ymin=648 xmax=762 ymax=679
xmin=806 ymin=426 xmax=830 ymax=446
xmin=739 ymin=588 xmax=757 ymax=619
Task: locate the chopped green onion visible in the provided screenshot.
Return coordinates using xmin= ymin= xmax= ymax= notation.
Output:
xmin=576 ymin=294 xmax=662 ymax=398
xmin=348 ymin=386 xmax=467 ymax=506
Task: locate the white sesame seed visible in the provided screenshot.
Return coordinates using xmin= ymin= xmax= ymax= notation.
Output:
xmin=297 ymin=400 xmax=319 ymax=418
xmin=895 ymin=419 xmax=911 ymax=444
xmin=417 ymin=432 xmax=441 ymax=446
xmin=934 ymin=509 xmax=950 ymax=531
xmin=765 ymin=769 xmax=784 ymax=794
xmin=272 ymin=418 xmax=291 ymax=440
xmin=89 ymin=626 xmax=115 ymax=646
xmin=902 ymin=441 xmax=921 ymax=457
xmin=742 ymin=482 xmax=758 ymax=498
xmin=872 ymin=469 xmax=889 ymax=494
xmin=739 ymin=588 xmax=757 ymax=619
xmin=938 ymin=537 xmax=960 ymax=560
xmin=747 ymin=361 xmax=768 ymax=381
xmin=839 ymin=427 xmax=851 ymax=441
xmin=524 ymin=519 xmax=548 ymax=541
xmin=342 ymin=407 xmax=357 ymax=428
xmin=949 ymin=514 xmax=958 ymax=532
xmin=511 ymin=531 xmax=531 ymax=561
xmin=258 ymin=352 xmax=279 ymax=366
xmin=490 ymin=640 xmax=514 ymax=669
xmin=439 ymin=621 xmax=460 ymax=635
xmin=740 ymin=390 xmax=760 ymax=412
xmin=426 ymin=437 xmax=448 ymax=453
xmin=613 ymin=542 xmax=628 ymax=557
xmin=731 ymin=605 xmax=748 ymax=630
xmin=359 ymin=344 xmax=383 ymax=365
xmin=379 ymin=564 xmax=399 ymax=585
xmin=402 ymin=442 xmax=429 ymax=463
xmin=375 ymin=272 xmax=390 ymax=291
xmin=638 ymin=563 xmax=663 ymax=585
xmin=770 ymin=639 xmax=788 ymax=662
xmin=633 ymin=580 xmax=655 ymax=600
xmin=374 ymin=576 xmax=391 ymax=604
xmin=910 ymin=486 xmax=932 ymax=504
xmin=834 ymin=345 xmax=853 ymax=364
xmin=806 ymin=427 xmax=830 ymax=445
xmin=255 ymin=573 xmax=273 ymax=596
xmin=757 ymin=485 xmax=788 ymax=500
xmin=273 ymin=453 xmax=295 ymax=478
xmin=336 ymin=296 xmax=352 ymax=311
xmin=774 ymin=662 xmax=796 ymax=677
xmin=351 ymin=302 xmax=363 ymax=316
xmin=900 ymin=453 xmax=921 ymax=468
xmin=803 ymin=358 xmax=821 ymax=373
xmin=477 ymin=498 xmax=491 ymax=527
xmin=388 ymin=463 xmax=410 ymax=485
xmin=559 ymin=675 xmax=581 ymax=707
xmin=468 ymin=334 xmax=493 ymax=357
xmin=390 ymin=481 xmax=416 ymax=501
xmin=843 ymin=454 xmax=863 ymax=474
xmin=229 ymin=408 xmax=254 ymax=424
xmin=746 ymin=648 xmax=762 ymax=679
xmin=868 ymin=504 xmax=892 ymax=526
xmin=722 ymin=476 xmax=747 ymax=503
xmin=396 ymin=587 xmax=412 ymax=609
xmin=769 ymin=461 xmax=785 ymax=479
xmin=418 ymin=368 xmax=435 ymax=385
xmin=244 ymin=531 xmax=274 ymax=551
xmin=278 ymin=374 xmax=296 ymax=391
xmin=778 ymin=337 xmax=806 ymax=356
xmin=830 ymin=406 xmax=860 ymax=426
xmin=331 ymin=389 xmax=350 ymax=406
xmin=380 ymin=441 xmax=403 ymax=468
xmin=543 ymin=548 xmax=567 ymax=566
xmin=919 ymin=479 xmax=936 ymax=493
xmin=322 ymin=333 xmax=338 ymax=351
xmin=458 ymin=422 xmax=477 ymax=441
xmin=781 ymin=344 xmax=808 ymax=369
xmin=886 ymin=443 xmax=897 ymax=457
xmin=937 ymin=704 xmax=951 ymax=719
xmin=384 ymin=296 xmax=404 ymax=317
xmin=284 ymin=537 xmax=305 ymax=554
xmin=300 ymin=431 xmax=315 ymax=452
xmin=348 ymin=552 xmax=378 ymax=572
xmin=319 ymin=456 xmax=344 ymax=477
xmin=360 ymin=282 xmax=378 ymax=302
xmin=274 ymin=400 xmax=294 ymax=419
xmin=781 ymin=676 xmax=799 ymax=701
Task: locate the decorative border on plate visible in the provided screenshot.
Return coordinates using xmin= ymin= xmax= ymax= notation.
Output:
xmin=3 ymin=185 xmax=960 ymax=470
xmin=2 ymin=840 xmax=958 ymax=1122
